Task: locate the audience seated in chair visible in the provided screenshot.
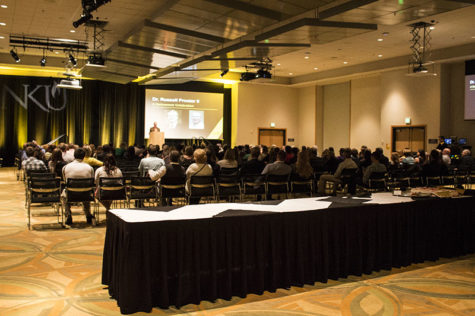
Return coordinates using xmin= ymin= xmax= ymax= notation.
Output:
xmin=62 ymin=148 xmax=95 ymax=225
xmin=318 ymin=148 xmax=358 ymax=195
xmin=95 ymin=153 xmax=123 ymax=212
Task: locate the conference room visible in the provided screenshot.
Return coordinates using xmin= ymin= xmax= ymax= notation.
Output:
xmin=1 ymin=0 xmax=474 ymax=315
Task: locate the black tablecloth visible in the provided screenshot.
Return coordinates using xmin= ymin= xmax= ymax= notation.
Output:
xmin=102 ymin=197 xmax=475 ymax=314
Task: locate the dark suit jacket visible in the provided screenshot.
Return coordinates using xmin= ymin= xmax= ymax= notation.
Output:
xmin=240 ymin=158 xmax=266 ymax=176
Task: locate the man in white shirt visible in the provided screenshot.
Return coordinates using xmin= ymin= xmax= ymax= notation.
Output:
xmin=62 ymin=148 xmax=95 ymax=225
xmin=138 ymin=145 xmax=165 ymax=176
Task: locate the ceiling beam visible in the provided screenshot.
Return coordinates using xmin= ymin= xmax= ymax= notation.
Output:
xmin=317 ymin=0 xmax=378 ymax=19
xmin=255 ymin=18 xmax=376 ymax=41
xmin=117 ymin=41 xmax=188 ymax=59
xmin=177 ymin=68 xmax=223 ymax=71
xmin=106 ymin=58 xmax=161 ymax=70
xmin=207 ymin=57 xmax=260 ymax=61
xmin=144 ymin=19 xmax=227 ymax=43
xmin=253 ymin=43 xmax=311 ymax=48
xmin=203 ymin=0 xmax=290 ymax=20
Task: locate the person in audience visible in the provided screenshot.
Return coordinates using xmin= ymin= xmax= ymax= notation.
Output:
xmin=97 ymin=144 xmax=113 ymax=161
xmin=457 ymin=149 xmax=474 ymax=171
xmin=83 ymin=145 xmax=103 ymax=168
xmin=261 ymin=150 xmax=292 ymax=176
xmin=138 ymin=144 xmax=165 ymax=176
xmin=322 ymin=149 xmax=339 ymax=174
xmin=442 ymin=148 xmax=451 ymax=166
xmin=359 ymin=149 xmax=372 ymax=173
xmin=415 ymin=149 xmax=427 ymax=165
xmin=49 ymin=148 xmax=67 ymax=179
xmin=206 ymin=147 xmax=220 ymax=176
xmin=388 ymin=152 xmax=401 ymax=174
xmin=309 ymin=147 xmax=324 ymax=172
xmin=155 ymin=150 xmax=186 ymax=205
xmin=217 ymin=148 xmax=238 ymax=169
xmin=115 ymin=142 xmax=127 ymax=158
xmin=400 ymin=148 xmax=415 ymax=166
xmin=293 ymin=150 xmax=313 ymax=179
xmin=422 ymin=149 xmax=448 ymax=180
xmin=284 ymin=146 xmax=295 ymax=164
xmin=180 ymin=146 xmax=194 ymax=170
xmin=124 ymin=146 xmax=139 ymax=161
xmin=23 ymin=146 xmax=48 ymax=173
xmin=95 ymin=153 xmax=123 ymax=212
xmin=186 ymin=149 xmax=213 ymax=204
xmin=363 ymin=151 xmax=387 ymax=185
xmin=258 ymin=145 xmax=269 ymax=163
xmin=60 ymin=143 xmax=74 ymax=163
xmin=317 ymin=148 xmax=357 ymax=194
xmin=375 ymin=147 xmax=389 ymax=166
xmin=62 ymin=148 xmax=95 ymax=225
xmin=241 ymin=146 xmax=266 ymax=176
xmin=161 ymin=144 xmax=171 ymax=165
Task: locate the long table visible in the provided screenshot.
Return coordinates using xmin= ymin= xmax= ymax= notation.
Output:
xmin=102 ymin=194 xmax=475 ymax=314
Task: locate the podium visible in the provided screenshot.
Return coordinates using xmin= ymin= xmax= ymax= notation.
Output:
xmin=148 ymin=131 xmax=165 ymax=147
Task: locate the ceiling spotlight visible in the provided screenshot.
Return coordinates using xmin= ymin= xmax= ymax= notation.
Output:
xmin=73 ymin=12 xmax=93 ymax=28
xmin=0 ymin=36 xmax=4 ymax=39
xmin=10 ymin=49 xmax=20 ymax=62
xmin=304 ymin=56 xmax=309 ymax=59
xmin=429 ymin=26 xmax=435 ymax=30
xmin=70 ymin=30 xmax=76 ymax=33
xmin=314 ymin=67 xmax=318 ymax=70
xmin=69 ymin=53 xmax=77 ymax=66
xmin=289 ymin=72 xmax=293 ymax=75
xmin=378 ymin=54 xmax=383 ymax=58
xmin=220 ymin=69 xmax=229 ymax=77
xmin=277 ymin=63 xmax=281 ymax=66
xmin=343 ymin=61 xmax=348 ymax=64
xmin=377 ymin=38 xmax=383 ymax=42
xmin=40 ymin=57 xmax=46 ymax=67
xmin=1 ymin=5 xmax=7 ymax=8
xmin=0 ymin=22 xmax=6 ymax=26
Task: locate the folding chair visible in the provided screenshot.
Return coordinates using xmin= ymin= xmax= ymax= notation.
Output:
xmin=187 ymin=176 xmax=215 ymax=204
xmin=241 ymin=174 xmax=265 ymax=201
xmin=97 ymin=177 xmax=127 ymax=221
xmin=265 ymin=174 xmax=290 ymax=200
xmin=64 ymin=178 xmax=97 ymax=225
xmin=127 ymin=177 xmax=158 ymax=207
xmin=27 ymin=177 xmax=62 ymax=229
xmin=290 ymin=173 xmax=314 ymax=197
xmin=216 ymin=174 xmax=241 ymax=202
xmin=368 ymin=171 xmax=387 ymax=192
xmin=159 ymin=175 xmax=186 ymax=206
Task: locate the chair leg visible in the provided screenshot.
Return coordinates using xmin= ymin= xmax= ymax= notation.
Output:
xmin=27 ymin=201 xmax=31 ymax=230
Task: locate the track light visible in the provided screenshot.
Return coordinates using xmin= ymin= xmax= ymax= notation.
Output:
xmin=220 ymin=69 xmax=229 ymax=77
xmin=10 ymin=49 xmax=20 ymax=62
xmin=69 ymin=54 xmax=77 ymax=66
xmin=73 ymin=12 xmax=92 ymax=28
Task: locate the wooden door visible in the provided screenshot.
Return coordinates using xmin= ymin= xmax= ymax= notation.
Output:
xmin=392 ymin=126 xmax=426 ymax=153
xmin=258 ymin=128 xmax=286 ymax=147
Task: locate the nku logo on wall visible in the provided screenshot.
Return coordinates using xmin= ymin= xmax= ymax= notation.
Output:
xmin=2 ymin=81 xmax=67 ymax=112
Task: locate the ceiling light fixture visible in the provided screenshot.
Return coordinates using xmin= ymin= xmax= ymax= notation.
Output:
xmin=10 ymin=49 xmax=20 ymax=62
xmin=1 ymin=5 xmax=7 ymax=8
xmin=314 ymin=67 xmax=318 ymax=70
xmin=343 ymin=61 xmax=348 ymax=64
xmin=378 ymin=54 xmax=383 ymax=58
xmin=377 ymin=38 xmax=383 ymax=42
xmin=289 ymin=72 xmax=293 ymax=75
xmin=0 ymin=22 xmax=6 ymax=26
xmin=70 ymin=30 xmax=76 ymax=33
xmin=277 ymin=63 xmax=281 ymax=66
xmin=73 ymin=0 xmax=111 ymax=28
xmin=0 ymin=36 xmax=4 ymax=39
xmin=68 ymin=53 xmax=77 ymax=66
xmin=220 ymin=69 xmax=229 ymax=77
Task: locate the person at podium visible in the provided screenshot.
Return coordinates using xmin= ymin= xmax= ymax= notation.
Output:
xmin=150 ymin=122 xmax=160 ymax=133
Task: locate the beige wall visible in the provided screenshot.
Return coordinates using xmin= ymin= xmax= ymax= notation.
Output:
xmin=297 ymin=86 xmax=317 ymax=147
xmin=350 ymin=75 xmax=382 ymax=151
xmin=231 ymin=62 xmax=475 ymax=154
xmin=380 ymin=68 xmax=441 ymax=155
xmin=323 ymin=82 xmax=350 ymax=150
xmin=234 ymin=83 xmax=299 ymax=146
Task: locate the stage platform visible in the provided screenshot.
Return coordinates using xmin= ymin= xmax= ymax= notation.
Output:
xmin=102 ymin=194 xmax=475 ymax=314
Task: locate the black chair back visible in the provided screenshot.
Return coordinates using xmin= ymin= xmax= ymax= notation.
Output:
xmin=266 ymin=174 xmax=290 ymax=195
xmin=189 ymin=175 xmax=215 ymax=198
xmin=340 ymin=168 xmax=358 ymax=194
xmin=65 ymin=178 xmax=95 ymax=202
xmin=160 ymin=175 xmax=186 ymax=198
xmin=129 ymin=177 xmax=157 ymax=200
xmin=98 ymin=177 xmax=126 ymax=201
xmin=241 ymin=174 xmax=265 ymax=196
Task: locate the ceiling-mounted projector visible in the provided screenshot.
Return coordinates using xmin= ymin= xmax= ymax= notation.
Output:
xmin=86 ymin=54 xmax=106 ymax=67
xmin=57 ymin=78 xmax=83 ymax=90
xmin=240 ymin=72 xmax=257 ymax=81
xmin=256 ymin=68 xmax=272 ymax=79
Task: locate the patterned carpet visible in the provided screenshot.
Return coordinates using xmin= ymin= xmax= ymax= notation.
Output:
xmin=0 ymin=167 xmax=474 ymax=315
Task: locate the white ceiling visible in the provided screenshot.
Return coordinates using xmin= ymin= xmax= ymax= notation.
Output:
xmin=0 ymin=0 xmax=473 ymax=84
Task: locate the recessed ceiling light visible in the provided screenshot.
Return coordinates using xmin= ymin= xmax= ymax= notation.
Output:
xmin=377 ymin=38 xmax=383 ymax=42
xmin=0 ymin=36 xmax=4 ymax=39
xmin=54 ymin=51 xmax=59 ymax=54
xmin=471 ymin=36 xmax=475 ymax=39
xmin=429 ymin=26 xmax=435 ymax=30
xmin=343 ymin=61 xmax=348 ymax=64
xmin=378 ymin=54 xmax=383 ymax=58
xmin=70 ymin=30 xmax=76 ymax=33
xmin=304 ymin=56 xmax=309 ymax=59
xmin=289 ymin=72 xmax=293 ymax=75
xmin=314 ymin=67 xmax=318 ymax=70
xmin=1 ymin=5 xmax=7 ymax=8
xmin=277 ymin=63 xmax=281 ymax=66
xmin=0 ymin=22 xmax=6 ymax=26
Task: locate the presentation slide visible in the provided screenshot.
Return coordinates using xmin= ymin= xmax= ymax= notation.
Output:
xmin=144 ymin=90 xmax=223 ymax=139
xmin=465 ymin=74 xmax=475 ymax=120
